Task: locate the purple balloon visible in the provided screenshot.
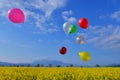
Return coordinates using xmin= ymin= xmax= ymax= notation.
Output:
xmin=8 ymin=8 xmax=24 ymax=23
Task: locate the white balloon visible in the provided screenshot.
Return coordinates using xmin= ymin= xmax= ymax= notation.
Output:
xmin=63 ymin=22 xmax=71 ymax=34
xmin=76 ymin=36 xmax=85 ymax=44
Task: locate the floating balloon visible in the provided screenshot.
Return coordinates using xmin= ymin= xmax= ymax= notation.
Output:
xmin=76 ymin=36 xmax=85 ymax=44
xmin=63 ymin=22 xmax=71 ymax=34
xmin=78 ymin=51 xmax=90 ymax=62
xmin=8 ymin=8 xmax=24 ymax=23
xmin=69 ymin=24 xmax=77 ymax=34
xmin=78 ymin=18 xmax=88 ymax=29
xmin=59 ymin=46 xmax=67 ymax=55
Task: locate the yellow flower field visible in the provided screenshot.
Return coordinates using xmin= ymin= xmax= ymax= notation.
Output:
xmin=0 ymin=67 xmax=120 ymax=80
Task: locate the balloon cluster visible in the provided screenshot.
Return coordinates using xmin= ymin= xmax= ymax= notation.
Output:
xmin=7 ymin=8 xmax=90 ymax=62
xmin=60 ymin=17 xmax=91 ymax=62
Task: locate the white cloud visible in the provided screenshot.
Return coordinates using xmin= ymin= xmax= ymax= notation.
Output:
xmin=17 ymin=44 xmax=33 ymax=48
xmin=84 ymin=25 xmax=120 ymax=49
xmin=62 ymin=10 xmax=72 ymax=16
xmin=99 ymin=10 xmax=120 ymax=22
xmin=99 ymin=15 xmax=108 ymax=19
xmin=0 ymin=0 xmax=25 ymax=17
xmin=63 ymin=16 xmax=77 ymax=23
xmin=47 ymin=28 xmax=59 ymax=33
xmin=0 ymin=0 xmax=67 ymax=33
xmin=52 ymin=40 xmax=60 ymax=43
xmin=78 ymin=11 xmax=120 ymax=50
xmin=0 ymin=39 xmax=8 ymax=44
xmin=28 ymin=0 xmax=66 ymax=17
xmin=0 ymin=57 xmax=33 ymax=63
xmin=62 ymin=10 xmax=77 ymax=23
xmin=65 ymin=39 xmax=72 ymax=44
xmin=110 ymin=10 xmax=120 ymax=22
xmin=38 ymin=39 xmax=43 ymax=42
xmin=33 ymin=56 xmax=50 ymax=61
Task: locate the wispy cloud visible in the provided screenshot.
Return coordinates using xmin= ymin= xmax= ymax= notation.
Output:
xmin=98 ymin=11 xmax=120 ymax=49
xmin=62 ymin=10 xmax=73 ymax=16
xmin=47 ymin=28 xmax=60 ymax=33
xmin=65 ymin=39 xmax=72 ymax=44
xmin=0 ymin=0 xmax=67 ymax=33
xmin=110 ymin=10 xmax=120 ymax=22
xmin=38 ymin=39 xmax=43 ymax=42
xmin=17 ymin=44 xmax=33 ymax=48
xmin=32 ymin=56 xmax=50 ymax=61
xmin=28 ymin=0 xmax=66 ymax=17
xmin=0 ymin=39 xmax=9 ymax=44
xmin=0 ymin=0 xmax=25 ymax=17
xmin=0 ymin=57 xmax=32 ymax=63
xmin=99 ymin=10 xmax=120 ymax=22
xmin=99 ymin=15 xmax=108 ymax=19
xmin=62 ymin=10 xmax=77 ymax=23
xmin=83 ymin=25 xmax=120 ymax=49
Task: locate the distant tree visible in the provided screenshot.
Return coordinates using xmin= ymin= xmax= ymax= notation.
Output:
xmin=12 ymin=64 xmax=16 ymax=67
xmin=96 ymin=64 xmax=100 ymax=67
xmin=40 ymin=64 xmax=44 ymax=67
xmin=16 ymin=65 xmax=19 ymax=67
xmin=0 ymin=65 xmax=4 ymax=67
xmin=70 ymin=64 xmax=73 ymax=67
xmin=21 ymin=65 xmax=24 ymax=67
xmin=48 ymin=64 xmax=52 ymax=67
xmin=27 ymin=64 xmax=31 ymax=67
xmin=56 ymin=65 xmax=61 ymax=67
xmin=19 ymin=65 xmax=24 ymax=67
xmin=9 ymin=65 xmax=13 ymax=67
xmin=8 ymin=65 xmax=10 ymax=67
xmin=36 ymin=64 xmax=40 ymax=67
xmin=80 ymin=66 xmax=83 ymax=68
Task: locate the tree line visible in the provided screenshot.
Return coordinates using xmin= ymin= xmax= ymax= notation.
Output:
xmin=1 ymin=64 xmax=119 ymax=67
xmin=0 ymin=64 xmax=74 ymax=67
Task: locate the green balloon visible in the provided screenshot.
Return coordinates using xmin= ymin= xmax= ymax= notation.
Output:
xmin=69 ymin=24 xmax=77 ymax=34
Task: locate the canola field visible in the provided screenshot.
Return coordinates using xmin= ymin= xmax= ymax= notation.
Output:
xmin=0 ymin=67 xmax=120 ymax=80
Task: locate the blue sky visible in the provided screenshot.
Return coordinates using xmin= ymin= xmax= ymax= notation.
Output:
xmin=0 ymin=0 xmax=120 ymax=66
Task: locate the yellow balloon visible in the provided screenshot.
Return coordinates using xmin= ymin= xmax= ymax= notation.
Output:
xmin=78 ymin=51 xmax=90 ymax=62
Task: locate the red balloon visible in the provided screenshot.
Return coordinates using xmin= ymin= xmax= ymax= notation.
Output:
xmin=78 ymin=18 xmax=88 ymax=29
xmin=59 ymin=47 xmax=67 ymax=55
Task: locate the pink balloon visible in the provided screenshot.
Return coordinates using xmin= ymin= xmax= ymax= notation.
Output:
xmin=8 ymin=8 xmax=24 ymax=23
